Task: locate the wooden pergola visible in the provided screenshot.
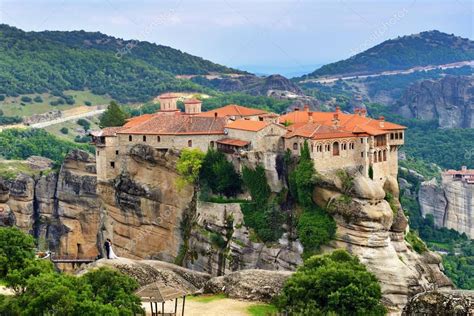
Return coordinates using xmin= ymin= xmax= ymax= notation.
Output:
xmin=136 ymin=282 xmax=188 ymax=316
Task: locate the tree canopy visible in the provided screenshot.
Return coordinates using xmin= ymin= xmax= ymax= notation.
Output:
xmin=99 ymin=101 xmax=127 ymax=128
xmin=277 ymin=249 xmax=386 ymax=315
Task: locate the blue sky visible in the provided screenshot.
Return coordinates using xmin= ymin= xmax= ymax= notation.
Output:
xmin=0 ymin=0 xmax=472 ymax=76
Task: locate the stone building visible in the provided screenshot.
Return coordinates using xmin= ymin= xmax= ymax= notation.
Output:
xmin=280 ymin=106 xmax=406 ymax=183
xmin=91 ymin=93 xmax=405 ymax=184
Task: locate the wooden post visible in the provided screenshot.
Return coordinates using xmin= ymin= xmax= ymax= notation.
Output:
xmin=174 ymin=298 xmax=178 ymax=315
xmin=182 ymin=296 xmax=186 ymax=316
xmin=154 ymin=302 xmax=158 ymax=315
xmin=149 ymin=302 xmax=153 ymax=316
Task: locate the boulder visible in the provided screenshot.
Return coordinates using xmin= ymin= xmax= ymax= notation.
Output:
xmin=403 ymin=291 xmax=474 ymax=315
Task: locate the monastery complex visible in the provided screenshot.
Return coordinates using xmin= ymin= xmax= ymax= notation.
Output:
xmin=91 ymin=93 xmax=406 ymax=184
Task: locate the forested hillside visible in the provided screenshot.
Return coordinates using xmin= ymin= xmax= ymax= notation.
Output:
xmin=300 ymin=31 xmax=474 ymax=79
xmin=0 ymin=25 xmax=243 ymax=103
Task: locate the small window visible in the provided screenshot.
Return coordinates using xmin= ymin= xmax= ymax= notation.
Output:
xmin=360 ymin=138 xmax=363 ymax=144
xmin=157 ymin=136 xmax=161 ymax=142
xmin=399 ymin=132 xmax=403 ymax=139
xmin=115 ymin=150 xmax=119 ymax=155
xmin=210 ymin=141 xmax=215 ymax=148
xmin=361 ymin=152 xmax=364 ymax=157
xmin=97 ymin=151 xmax=100 ymax=156
xmin=390 ymin=133 xmax=394 ymax=140
xmin=143 ymin=135 xmax=147 ymax=142
xmin=188 ymin=140 xmax=192 ymax=147
xmin=110 ymin=161 xmax=115 ymax=168
xmin=129 ymin=135 xmax=132 ymax=142
xmin=293 ymin=143 xmax=298 ymax=150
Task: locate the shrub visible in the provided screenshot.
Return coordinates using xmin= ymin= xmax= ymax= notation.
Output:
xmin=176 ymin=148 xmax=205 ymax=188
xmin=405 ymin=230 xmax=428 ymax=254
xmin=277 ymin=250 xmax=386 ymax=315
xmin=33 ymin=96 xmax=43 ymax=103
xmin=290 ymin=140 xmax=316 ymax=207
xmin=336 ymin=169 xmax=353 ymax=194
xmin=20 ymin=96 xmax=32 ymax=103
xmin=242 ymin=165 xmax=270 ymax=208
xmin=60 ymin=127 xmax=69 ymax=134
xmin=199 ymin=149 xmax=241 ymax=197
xmin=0 ymin=95 xmax=5 ymax=101
xmin=84 ymin=101 xmax=92 ymax=106
xmin=0 ymin=227 xmax=35 ymax=278
xmin=297 ymin=207 xmax=336 ymax=258
xmin=77 ymin=118 xmax=91 ymax=131
xmin=240 ymin=202 xmax=284 ymax=243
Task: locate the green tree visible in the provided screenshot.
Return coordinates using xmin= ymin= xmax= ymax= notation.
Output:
xmin=99 ymin=101 xmax=127 ymax=128
xmin=297 ymin=207 xmax=336 ymax=258
xmin=176 ymin=148 xmax=205 ymax=188
xmin=199 ymin=149 xmax=241 ymax=197
xmin=5 ymin=259 xmax=55 ymax=294
xmin=291 ymin=140 xmax=317 ymax=207
xmin=277 ymin=250 xmax=386 ymax=315
xmin=0 ymin=227 xmax=35 ymax=278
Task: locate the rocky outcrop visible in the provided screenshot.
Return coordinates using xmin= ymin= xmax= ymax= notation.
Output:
xmin=204 ymin=269 xmax=292 ymax=302
xmin=98 ymin=146 xmax=195 ymax=262
xmin=313 ymin=170 xmax=452 ymax=313
xmin=403 ymin=290 xmax=474 ymax=315
xmin=397 ymin=76 xmax=474 ymax=128
xmin=0 ymin=150 xmax=100 ymax=259
xmin=185 ymin=201 xmax=302 ymax=276
xmin=419 ymin=177 xmax=474 ymax=238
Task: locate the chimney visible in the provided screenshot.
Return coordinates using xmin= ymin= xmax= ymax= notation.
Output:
xmin=308 ymin=112 xmax=313 ymax=122
xmin=335 ymin=106 xmax=341 ymax=113
xmin=379 ymin=116 xmax=385 ymax=128
xmin=304 ymin=104 xmax=309 ymax=112
xmin=214 ymin=112 xmax=218 ymax=118
xmin=332 ymin=113 xmax=339 ymax=128
xmin=354 ymin=107 xmax=360 ymax=115
xmin=360 ymin=108 xmax=367 ymax=117
xmin=184 ymin=98 xmax=202 ymax=114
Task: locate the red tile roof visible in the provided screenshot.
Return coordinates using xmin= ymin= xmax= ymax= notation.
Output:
xmin=225 ymin=120 xmax=270 ymax=132
xmin=117 ymin=112 xmax=226 ymax=135
xmin=184 ymin=98 xmax=202 ymax=104
xmin=217 ymin=138 xmax=249 ymax=147
xmin=198 ymin=104 xmax=268 ymax=118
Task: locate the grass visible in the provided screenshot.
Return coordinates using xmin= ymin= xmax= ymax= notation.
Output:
xmin=0 ymin=90 xmax=112 ymax=117
xmin=247 ymin=304 xmax=278 ymax=316
xmin=0 ymin=160 xmax=50 ymax=180
xmin=44 ymin=116 xmax=101 ymax=142
xmin=187 ymin=294 xmax=227 ymax=303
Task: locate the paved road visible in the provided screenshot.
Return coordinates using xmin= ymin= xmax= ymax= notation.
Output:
xmin=301 ymin=60 xmax=474 ymax=84
xmin=29 ymin=109 xmax=105 ymax=128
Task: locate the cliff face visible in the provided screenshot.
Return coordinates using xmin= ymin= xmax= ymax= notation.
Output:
xmin=397 ymin=76 xmax=474 ymax=128
xmin=0 ymin=150 xmax=100 ymax=258
xmin=313 ymin=170 xmax=452 ymax=313
xmin=419 ymin=177 xmax=474 ymax=238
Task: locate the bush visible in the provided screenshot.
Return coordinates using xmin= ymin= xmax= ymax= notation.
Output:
xmin=0 ymin=95 xmax=5 ymax=101
xmin=405 ymin=230 xmax=428 ymax=254
xmin=74 ymin=135 xmax=91 ymax=143
xmin=0 ymin=227 xmax=35 ymax=278
xmin=60 ymin=127 xmax=69 ymax=134
xmin=242 ymin=165 xmax=270 ymax=208
xmin=84 ymin=101 xmax=92 ymax=106
xmin=277 ymin=250 xmax=386 ymax=315
xmin=290 ymin=141 xmax=317 ymax=207
xmin=33 ymin=96 xmax=43 ymax=103
xmin=199 ymin=149 xmax=241 ymax=197
xmin=176 ymin=148 xmax=205 ymax=188
xmin=297 ymin=207 xmax=336 ymax=258
xmin=20 ymin=96 xmax=32 ymax=103
xmin=240 ymin=201 xmax=285 ymax=243
xmin=77 ymin=118 xmax=91 ymax=131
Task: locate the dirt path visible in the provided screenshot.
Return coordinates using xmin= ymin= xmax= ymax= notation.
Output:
xmin=142 ymin=297 xmax=262 ymax=316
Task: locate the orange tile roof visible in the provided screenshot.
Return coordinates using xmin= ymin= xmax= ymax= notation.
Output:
xmin=280 ymin=109 xmax=406 ymax=138
xmin=123 ymin=114 xmax=155 ymax=128
xmin=225 ymin=120 xmax=270 ymax=132
xmin=217 ymin=138 xmax=250 ymax=147
xmin=198 ymin=104 xmax=268 ymax=118
xmin=90 ymin=126 xmax=123 ymax=137
xmin=117 ymin=112 xmax=226 ymax=135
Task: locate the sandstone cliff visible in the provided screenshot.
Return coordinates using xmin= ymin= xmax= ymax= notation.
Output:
xmin=397 ymin=76 xmax=474 ymax=128
xmin=419 ymin=177 xmax=474 ymax=238
xmin=313 ymin=169 xmax=452 ymax=313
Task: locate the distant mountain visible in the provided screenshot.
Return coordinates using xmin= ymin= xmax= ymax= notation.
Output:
xmin=0 ymin=24 xmax=244 ymax=102
xmin=299 ymin=31 xmax=474 ymax=80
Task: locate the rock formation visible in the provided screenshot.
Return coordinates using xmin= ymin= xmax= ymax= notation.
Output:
xmin=419 ymin=177 xmax=474 ymax=238
xmin=313 ymin=169 xmax=452 ymax=313
xmin=403 ymin=290 xmax=474 ymax=315
xmin=397 ymin=76 xmax=474 ymax=128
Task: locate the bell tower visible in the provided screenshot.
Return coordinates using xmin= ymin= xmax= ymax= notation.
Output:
xmin=158 ymin=93 xmax=179 ymax=111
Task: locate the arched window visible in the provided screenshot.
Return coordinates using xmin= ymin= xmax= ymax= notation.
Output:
xmin=157 ymin=136 xmax=161 ymax=142
xmin=129 ymin=135 xmax=132 ymax=142
xmin=333 ymin=142 xmax=340 ymax=156
xmin=143 ymin=135 xmax=147 ymax=142
xmin=293 ymin=143 xmax=298 ymax=150
xmin=188 ymin=140 xmax=192 ymax=147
